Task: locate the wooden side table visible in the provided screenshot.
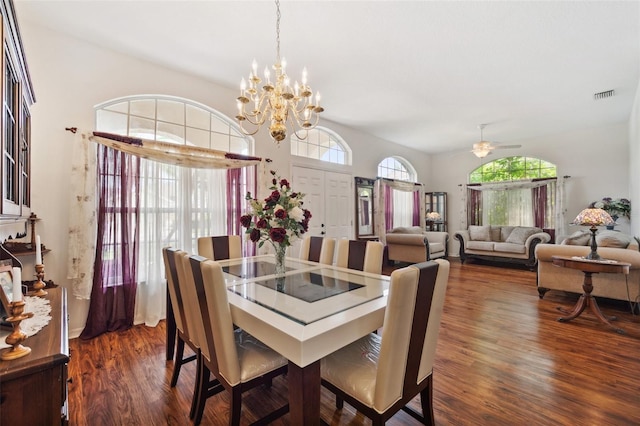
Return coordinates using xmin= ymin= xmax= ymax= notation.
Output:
xmin=551 ymin=255 xmax=630 ymax=334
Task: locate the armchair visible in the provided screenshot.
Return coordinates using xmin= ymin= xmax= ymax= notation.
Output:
xmin=386 ymin=226 xmax=448 ymax=264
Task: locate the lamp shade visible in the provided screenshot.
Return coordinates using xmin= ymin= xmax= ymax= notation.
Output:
xmin=426 ymin=211 xmax=441 ymax=221
xmin=572 ymin=208 xmax=614 ymax=227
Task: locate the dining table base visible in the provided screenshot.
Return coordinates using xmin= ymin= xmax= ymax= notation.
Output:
xmin=288 ymin=360 xmax=322 ymax=425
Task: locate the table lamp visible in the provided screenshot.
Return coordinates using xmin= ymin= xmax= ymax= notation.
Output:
xmin=426 ymin=211 xmax=441 ymax=222
xmin=572 ymin=208 xmax=614 ymax=260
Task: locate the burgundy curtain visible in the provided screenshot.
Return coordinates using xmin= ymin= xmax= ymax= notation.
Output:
xmin=81 ymin=145 xmax=140 ymax=340
xmin=467 ymin=187 xmax=482 ymax=226
xmin=385 ymin=185 xmax=393 ymax=231
xmin=226 ymin=165 xmax=256 ymax=256
xmin=532 ymin=185 xmax=547 ymax=228
xmin=412 ymin=190 xmax=421 ymax=226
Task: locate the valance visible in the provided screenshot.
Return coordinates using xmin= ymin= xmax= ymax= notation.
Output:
xmin=465 ymin=178 xmax=556 ymax=192
xmin=89 ymin=131 xmax=265 ymax=169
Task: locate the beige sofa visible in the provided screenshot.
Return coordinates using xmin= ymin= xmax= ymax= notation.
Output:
xmin=385 ymin=226 xmax=448 ymax=264
xmin=535 ymin=231 xmax=640 ymax=303
xmin=454 ymin=225 xmax=551 ymax=269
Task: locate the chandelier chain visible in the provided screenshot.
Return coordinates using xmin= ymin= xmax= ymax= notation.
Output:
xmin=275 ymin=0 xmax=281 ymax=62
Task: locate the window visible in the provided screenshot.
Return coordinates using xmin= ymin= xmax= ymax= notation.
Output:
xmin=377 ymin=156 xmax=417 ymax=182
xmin=95 ymin=95 xmax=253 ymax=324
xmin=466 ymin=156 xmax=557 ymax=229
xmin=290 ymin=127 xmax=351 ymax=165
xmin=469 ymin=156 xmax=556 ymax=183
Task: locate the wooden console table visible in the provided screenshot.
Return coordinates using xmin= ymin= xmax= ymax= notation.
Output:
xmin=551 ymin=256 xmax=630 ymax=334
xmin=0 ymin=287 xmax=69 ymax=424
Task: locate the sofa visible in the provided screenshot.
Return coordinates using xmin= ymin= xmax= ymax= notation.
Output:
xmin=454 ymin=225 xmax=551 ymax=269
xmin=535 ymin=230 xmax=640 ymax=303
xmin=385 ymin=226 xmax=448 ymax=264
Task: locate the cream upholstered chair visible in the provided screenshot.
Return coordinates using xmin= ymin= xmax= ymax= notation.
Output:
xmin=321 ymin=259 xmax=450 ymax=426
xmin=163 ymin=248 xmax=197 ymax=389
xmin=335 ymin=239 xmax=385 ymax=274
xmin=299 ymin=235 xmax=336 ymax=264
xmin=187 ymin=255 xmax=289 ymax=425
xmin=197 ymin=235 xmax=242 ymax=260
xmin=171 ymin=249 xmax=214 ymax=420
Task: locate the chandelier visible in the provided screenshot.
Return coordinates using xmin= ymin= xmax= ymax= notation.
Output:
xmin=235 ymin=0 xmax=324 ymax=144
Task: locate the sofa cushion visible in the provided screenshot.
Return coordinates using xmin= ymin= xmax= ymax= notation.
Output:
xmin=500 ymin=226 xmax=515 ymax=242
xmin=429 ymin=242 xmax=445 ymax=254
xmin=493 ymin=242 xmax=527 ymax=254
xmin=469 ymin=225 xmax=491 ymax=241
xmin=467 ymin=240 xmax=495 ymax=251
xmin=596 ymin=231 xmax=631 ymax=248
xmin=505 ymin=227 xmax=540 ymax=245
xmin=560 ymin=230 xmax=591 ymax=246
xmin=490 ymin=226 xmax=502 ymax=242
xmin=389 ymin=226 xmax=423 ymax=234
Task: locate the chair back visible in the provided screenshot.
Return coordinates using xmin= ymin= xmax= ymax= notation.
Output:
xmin=373 ymin=259 xmax=449 ymax=411
xmin=162 ymin=247 xmax=188 ymax=336
xmin=175 ymin=251 xmax=206 ymax=352
xmin=197 ymin=235 xmax=242 ymax=260
xmin=189 ymin=255 xmax=242 ymax=386
xmin=299 ymin=235 xmax=335 ymax=264
xmin=336 ymin=239 xmax=384 ymax=274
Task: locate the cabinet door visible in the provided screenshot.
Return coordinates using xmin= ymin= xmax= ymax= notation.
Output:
xmin=425 ymin=192 xmax=447 ymax=232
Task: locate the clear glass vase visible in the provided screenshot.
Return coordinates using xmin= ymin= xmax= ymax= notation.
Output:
xmin=273 ymin=242 xmax=287 ymax=276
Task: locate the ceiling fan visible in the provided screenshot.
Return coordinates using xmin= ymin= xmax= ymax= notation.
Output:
xmin=471 ymin=124 xmax=522 ymax=158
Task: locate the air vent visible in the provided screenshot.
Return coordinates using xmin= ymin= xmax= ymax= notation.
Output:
xmin=594 ymin=89 xmax=615 ymax=100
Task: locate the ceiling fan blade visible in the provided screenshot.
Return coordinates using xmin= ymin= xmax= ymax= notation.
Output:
xmin=493 ymin=144 xmax=522 ymax=150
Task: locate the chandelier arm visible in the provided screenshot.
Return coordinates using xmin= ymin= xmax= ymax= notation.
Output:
xmin=237 ymin=121 xmax=263 ymax=137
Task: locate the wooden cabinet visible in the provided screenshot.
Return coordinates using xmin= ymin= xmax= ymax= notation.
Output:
xmin=0 ymin=0 xmax=35 ymax=220
xmin=425 ymin=192 xmax=447 ymax=232
xmin=0 ymin=287 xmax=69 ymax=425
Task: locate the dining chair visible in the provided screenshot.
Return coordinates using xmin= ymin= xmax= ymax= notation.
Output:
xmin=299 ymin=235 xmax=336 ymax=264
xmin=187 ymin=254 xmax=290 ymax=426
xmin=335 ymin=239 xmax=385 ymax=274
xmin=165 ymin=248 xmax=213 ymax=420
xmin=197 ymin=235 xmax=242 ymax=260
xmin=321 ymin=259 xmax=450 ymax=426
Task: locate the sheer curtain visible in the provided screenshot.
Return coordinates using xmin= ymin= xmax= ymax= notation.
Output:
xmin=134 ymin=160 xmax=227 ymax=326
xmin=80 ymin=145 xmax=140 ymax=339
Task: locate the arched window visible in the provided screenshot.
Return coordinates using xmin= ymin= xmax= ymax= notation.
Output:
xmin=290 ymin=127 xmax=351 ymax=165
xmin=469 ymin=156 xmax=557 ymax=183
xmin=465 ymin=156 xmax=557 ymax=231
xmin=94 ymin=95 xmax=254 ymax=326
xmin=377 ymin=156 xmax=417 ymax=182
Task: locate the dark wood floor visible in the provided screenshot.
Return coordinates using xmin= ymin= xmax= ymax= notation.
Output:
xmin=67 ymin=259 xmax=640 ymax=425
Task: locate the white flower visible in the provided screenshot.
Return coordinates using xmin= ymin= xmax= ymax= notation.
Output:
xmin=289 ymin=206 xmax=304 ymax=222
xmin=594 ymin=201 xmax=605 ymax=209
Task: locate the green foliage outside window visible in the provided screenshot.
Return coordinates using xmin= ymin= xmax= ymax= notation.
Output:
xmin=469 ymin=156 xmax=557 ymax=183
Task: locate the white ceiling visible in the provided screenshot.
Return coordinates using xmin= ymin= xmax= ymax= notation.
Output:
xmin=14 ymin=0 xmax=640 ymax=155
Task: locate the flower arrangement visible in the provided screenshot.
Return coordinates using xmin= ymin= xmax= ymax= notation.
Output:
xmin=240 ymin=171 xmax=312 ymax=270
xmin=426 ymin=211 xmax=441 ymax=221
xmin=589 ymin=197 xmax=631 ymax=219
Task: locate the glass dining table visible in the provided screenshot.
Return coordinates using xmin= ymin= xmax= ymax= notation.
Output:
xmin=168 ymin=254 xmax=390 ymax=425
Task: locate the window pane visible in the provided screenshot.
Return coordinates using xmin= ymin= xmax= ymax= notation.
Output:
xmin=157 ymin=122 xmax=185 ymax=143
xmin=129 ymin=116 xmax=156 ymax=137
xmin=104 ymin=101 xmax=129 ymax=114
xmin=186 ymin=127 xmax=210 ymax=148
xmin=211 ymin=116 xmax=230 ymax=134
xmin=96 ymin=110 xmax=128 ymax=134
xmin=130 ymin=99 xmax=156 ymax=119
xmin=157 ymin=99 xmax=185 ymax=125
xmin=186 ymin=104 xmax=210 ymax=130
xmin=211 ymin=132 xmax=229 ymax=151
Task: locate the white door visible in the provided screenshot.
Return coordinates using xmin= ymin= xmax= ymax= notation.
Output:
xmin=292 ymin=166 xmax=352 ymax=255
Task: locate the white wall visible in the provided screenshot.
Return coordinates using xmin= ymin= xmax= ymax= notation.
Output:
xmin=19 ymin=21 xmax=431 ymax=337
xmin=629 ymin=76 xmax=640 ymax=237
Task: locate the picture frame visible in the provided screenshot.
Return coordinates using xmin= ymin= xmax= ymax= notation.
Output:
xmin=0 ymin=260 xmax=14 ymax=322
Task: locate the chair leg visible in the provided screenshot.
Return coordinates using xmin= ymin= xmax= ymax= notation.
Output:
xmin=193 ymin=362 xmax=209 ymax=426
xmin=189 ymin=351 xmax=202 ymax=419
xmin=230 ymin=387 xmax=242 ymax=426
xmin=420 ymin=376 xmax=435 ymax=426
xmin=170 ymin=336 xmax=185 ymax=387
xmin=335 ymin=395 xmax=344 ymax=409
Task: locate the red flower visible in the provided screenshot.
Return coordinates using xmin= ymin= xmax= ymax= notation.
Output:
xmin=240 ymin=214 xmax=253 ymax=228
xmin=275 ymin=209 xmax=288 ymax=219
xmin=303 ymin=209 xmax=312 ymax=220
xmin=256 ymin=218 xmax=268 ymax=229
xmin=250 ymin=228 xmax=261 ymax=242
xmin=279 ymin=179 xmax=289 ymax=188
xmin=269 ymin=228 xmax=287 ymax=243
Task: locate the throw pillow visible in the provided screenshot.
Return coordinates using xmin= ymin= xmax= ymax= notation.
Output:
xmin=596 ymin=231 xmax=631 ymax=248
xmin=500 ymin=226 xmax=515 ymax=242
xmin=490 ymin=226 xmax=502 ymax=242
xmin=560 ymin=230 xmax=591 ymax=246
xmin=505 ymin=227 xmax=540 ymax=245
xmin=469 ymin=225 xmax=490 ymax=241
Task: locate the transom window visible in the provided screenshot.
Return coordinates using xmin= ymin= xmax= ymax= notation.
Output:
xmin=96 ymin=95 xmax=252 ymax=154
xmin=290 ymin=127 xmax=351 ymax=165
xmin=470 ymin=156 xmax=557 ymax=183
xmin=377 ymin=156 xmax=417 ymax=182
